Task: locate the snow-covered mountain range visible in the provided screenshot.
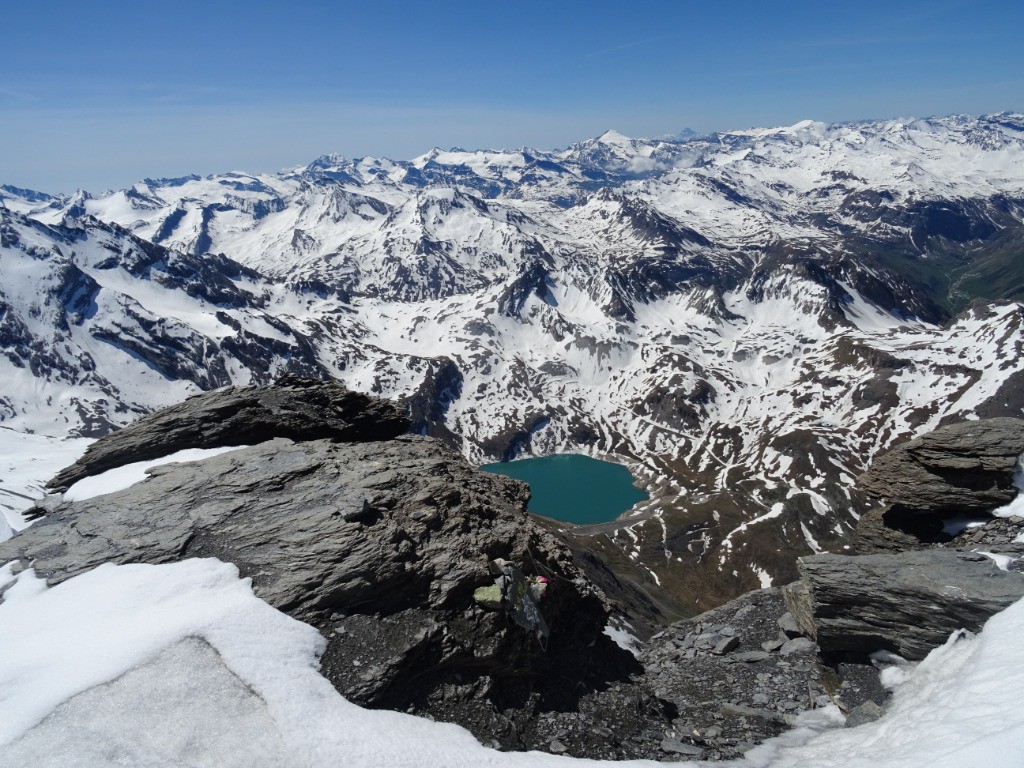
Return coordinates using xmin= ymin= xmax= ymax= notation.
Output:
xmin=3 ymin=112 xmax=1023 ymax=610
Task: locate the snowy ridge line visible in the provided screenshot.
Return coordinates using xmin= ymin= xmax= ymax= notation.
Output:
xmin=3 ymin=113 xmax=1023 ymax=303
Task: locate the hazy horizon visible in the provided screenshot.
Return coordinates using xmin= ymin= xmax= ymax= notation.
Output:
xmin=3 ymin=0 xmax=1021 ymax=193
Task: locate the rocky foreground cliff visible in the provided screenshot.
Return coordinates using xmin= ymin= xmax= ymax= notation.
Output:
xmin=1 ymin=380 xmax=1023 ymax=761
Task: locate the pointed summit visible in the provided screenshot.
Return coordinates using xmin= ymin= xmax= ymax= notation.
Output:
xmin=596 ymin=129 xmax=632 ymax=147
xmin=306 ymin=153 xmax=348 ymax=171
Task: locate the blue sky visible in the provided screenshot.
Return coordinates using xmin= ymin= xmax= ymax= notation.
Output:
xmin=2 ymin=0 xmax=1021 ymax=192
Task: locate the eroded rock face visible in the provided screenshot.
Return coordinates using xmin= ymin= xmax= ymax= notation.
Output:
xmin=1 ymin=430 xmax=664 ymax=755
xmin=855 ymin=417 xmax=1024 ymax=554
xmin=47 ymin=376 xmax=410 ymax=492
xmin=858 ymin=417 xmax=1024 ymax=514
xmin=787 ymin=550 xmax=1024 ymax=660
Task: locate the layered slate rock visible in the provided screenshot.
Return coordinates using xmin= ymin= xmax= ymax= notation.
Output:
xmin=858 ymin=417 xmax=1024 ymax=514
xmin=786 ymin=550 xmax=1024 ymax=660
xmin=47 ymin=376 xmax=409 ymax=492
xmin=3 ymin=435 xmax=628 ymax=663
xmin=0 ymin=385 xmax=671 ymax=757
xmin=856 ymin=417 xmax=1024 ymax=553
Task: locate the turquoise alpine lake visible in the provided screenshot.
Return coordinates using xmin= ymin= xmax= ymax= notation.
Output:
xmin=480 ymin=454 xmax=648 ymax=525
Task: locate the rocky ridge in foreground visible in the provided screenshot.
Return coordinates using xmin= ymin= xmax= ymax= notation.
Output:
xmin=1 ymin=380 xmax=674 ymax=758
xmin=3 ymin=383 xmax=1023 ymax=761
xmin=788 ymin=417 xmax=1024 ymax=661
xmin=46 ymin=375 xmax=409 ymax=492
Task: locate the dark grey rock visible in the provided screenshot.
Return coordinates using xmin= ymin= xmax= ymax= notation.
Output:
xmin=856 ymin=507 xmax=1024 ymax=555
xmin=1 ymin=430 xmax=657 ymax=755
xmin=731 ymin=651 xmax=771 ymax=663
xmin=660 ymin=738 xmax=704 ymax=756
xmin=845 ymin=701 xmax=885 ymax=728
xmin=781 ymin=579 xmax=817 ymax=639
xmin=11 ymin=437 xmax=532 ymax=622
xmin=854 ymin=506 xmax=936 ymax=553
xmin=831 ymin=661 xmax=890 ymax=716
xmin=719 ymin=703 xmax=792 ymax=726
xmin=712 ymin=636 xmax=741 ymax=655
xmin=776 ymin=612 xmax=803 ymax=638
xmin=791 ymin=549 xmax=1024 ymax=659
xmin=858 ymin=417 xmax=1024 ymax=514
xmin=779 ymin=638 xmax=817 ymax=656
xmin=693 ymin=633 xmax=715 ymax=650
xmin=948 ymin=517 xmax=1024 ymax=550
xmin=46 ymin=377 xmax=409 ymax=492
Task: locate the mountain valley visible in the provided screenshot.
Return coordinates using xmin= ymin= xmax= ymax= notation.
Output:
xmin=2 ymin=112 xmax=1024 ymax=614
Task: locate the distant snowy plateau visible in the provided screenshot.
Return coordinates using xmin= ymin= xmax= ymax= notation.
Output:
xmin=3 ymin=113 xmax=1024 ymax=608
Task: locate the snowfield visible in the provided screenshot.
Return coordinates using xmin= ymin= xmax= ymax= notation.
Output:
xmin=62 ymin=445 xmax=251 ymax=502
xmin=0 ymin=429 xmax=91 ymax=540
xmin=0 ymin=558 xmax=1021 ymax=767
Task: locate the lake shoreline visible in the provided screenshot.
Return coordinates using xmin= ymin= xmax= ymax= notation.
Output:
xmin=480 ymin=453 xmax=649 ymax=526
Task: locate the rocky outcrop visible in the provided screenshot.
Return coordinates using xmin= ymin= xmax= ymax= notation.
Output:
xmin=855 ymin=417 xmax=1024 ymax=553
xmin=635 ymin=586 xmax=895 ymax=759
xmin=858 ymin=417 xmax=1024 ymax=514
xmin=786 ymin=549 xmax=1024 ymax=660
xmin=3 ymin=436 xmax=650 ymax=734
xmin=1 ymin=384 xmax=679 ymax=758
xmin=10 ymin=381 xmax=1024 ymax=758
xmin=790 ymin=417 xmax=1024 ymax=667
xmin=47 ymin=377 xmax=409 ymax=492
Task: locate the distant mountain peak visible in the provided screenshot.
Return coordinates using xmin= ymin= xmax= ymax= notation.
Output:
xmin=596 ymin=129 xmax=633 ymax=147
xmin=306 ymin=153 xmax=349 ymax=170
xmin=786 ymin=118 xmax=826 ymax=132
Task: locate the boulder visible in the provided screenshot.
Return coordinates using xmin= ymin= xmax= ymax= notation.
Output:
xmin=47 ymin=376 xmax=409 ymax=492
xmin=845 ymin=701 xmax=885 ymax=728
xmin=858 ymin=417 xmax=1024 ymax=514
xmin=854 ymin=506 xmax=941 ymax=553
xmin=786 ymin=550 xmax=1024 ymax=660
